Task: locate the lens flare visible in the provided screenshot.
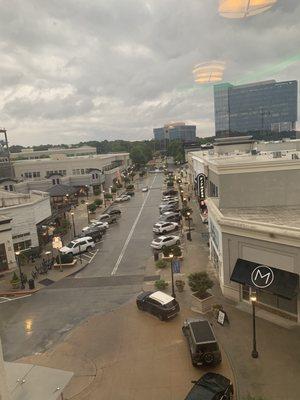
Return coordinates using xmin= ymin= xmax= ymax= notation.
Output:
xmin=193 ymin=61 xmax=226 ymax=84
xmin=219 ymin=0 xmax=277 ymax=19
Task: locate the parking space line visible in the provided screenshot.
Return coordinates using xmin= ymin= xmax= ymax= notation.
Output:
xmin=111 ymin=174 xmax=157 ymax=275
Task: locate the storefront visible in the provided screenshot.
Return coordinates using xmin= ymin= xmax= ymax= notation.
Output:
xmin=231 ymin=259 xmax=299 ymax=320
xmin=0 ymin=216 xmax=16 ymax=272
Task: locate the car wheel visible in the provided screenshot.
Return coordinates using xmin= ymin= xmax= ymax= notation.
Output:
xmin=137 ymin=302 xmax=143 ymax=311
xmin=162 ymin=230 xmax=167 ymax=234
xmin=158 ymin=313 xmax=164 ymax=321
xmin=176 ymin=240 xmax=180 ymax=245
xmin=86 ymin=246 xmax=92 ymax=252
xmin=162 ymin=245 xmax=166 ymax=251
xmin=203 ymin=352 xmax=214 ymax=365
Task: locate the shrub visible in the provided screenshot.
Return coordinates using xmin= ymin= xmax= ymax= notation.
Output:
xmin=11 ymin=271 xmax=20 ymax=284
xmin=172 ymin=245 xmax=182 ymax=257
xmin=181 ymin=206 xmax=192 ymax=218
xmin=93 ymin=189 xmax=101 ymax=196
xmin=155 ymin=279 xmax=168 ymax=290
xmin=188 ymin=272 xmax=214 ymax=297
xmin=94 ymin=199 xmax=103 ymax=207
xmin=104 ymin=193 xmax=113 ymax=199
xmin=155 ymin=259 xmax=168 ymax=269
xmin=111 ymin=187 xmax=117 ymax=193
xmin=116 ymin=182 xmax=123 ymax=188
xmin=57 ymin=253 xmax=74 ymax=264
xmin=88 ymin=203 xmax=97 ymax=213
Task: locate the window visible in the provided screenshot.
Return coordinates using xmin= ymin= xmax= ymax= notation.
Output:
xmin=62 ymin=170 xmax=67 ymax=175
xmin=4 ymin=185 xmax=8 ymax=191
xmin=13 ymin=239 xmax=32 ymax=251
xmin=81 ymin=169 xmax=85 ymax=174
xmin=52 ymin=179 xmax=56 ymax=185
xmin=9 ymin=185 xmax=13 ymax=191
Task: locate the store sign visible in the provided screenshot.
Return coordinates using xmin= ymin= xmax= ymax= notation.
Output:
xmin=195 ymin=173 xmax=206 ymax=199
xmin=251 ymin=266 xmax=274 ymax=289
xmin=231 ymin=259 xmax=299 ymax=299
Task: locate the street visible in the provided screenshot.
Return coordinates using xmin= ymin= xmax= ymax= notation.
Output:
xmin=0 ymin=173 xmax=164 ymax=361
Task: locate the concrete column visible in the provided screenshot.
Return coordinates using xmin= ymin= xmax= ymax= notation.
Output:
xmin=0 ymin=337 xmax=11 ymax=400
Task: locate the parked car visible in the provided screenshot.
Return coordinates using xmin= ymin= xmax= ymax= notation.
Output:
xmin=153 ymin=221 xmax=179 ymax=235
xmin=83 ymin=221 xmax=109 ymax=232
xmin=60 ymin=237 xmax=95 ymax=255
xmin=159 ymin=211 xmax=182 ymax=223
xmin=97 ymin=213 xmax=117 ymax=224
xmin=182 ymin=318 xmax=222 ymax=367
xmin=163 ymin=189 xmax=178 ymax=196
xmin=115 ymin=195 xmax=131 ymax=202
xmin=125 ymin=191 xmax=135 ymax=196
xmin=159 ymin=204 xmax=179 ymax=214
xmin=150 ymin=235 xmax=180 ymax=250
xmin=184 ymin=373 xmax=233 ymax=400
xmin=136 ymin=291 xmax=180 ymax=321
xmin=108 ymin=208 xmax=121 ymax=216
xmin=159 ymin=200 xmax=179 ymax=207
xmin=141 ymin=186 xmax=149 ymax=192
xmin=77 ymin=228 xmax=102 ymax=242
xmin=162 ymin=196 xmax=179 ymax=201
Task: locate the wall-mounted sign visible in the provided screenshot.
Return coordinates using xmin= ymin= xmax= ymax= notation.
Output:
xmin=194 ymin=173 xmax=206 ymax=200
xmin=231 ymin=259 xmax=299 ymax=299
xmin=251 ymin=266 xmax=274 ymax=289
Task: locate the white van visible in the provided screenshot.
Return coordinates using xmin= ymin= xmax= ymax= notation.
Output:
xmin=60 ymin=237 xmax=95 ymax=255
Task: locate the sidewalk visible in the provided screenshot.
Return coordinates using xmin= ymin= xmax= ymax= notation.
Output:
xmin=159 ymin=182 xmax=300 ymax=400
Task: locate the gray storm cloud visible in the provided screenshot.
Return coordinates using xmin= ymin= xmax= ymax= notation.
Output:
xmin=0 ymin=0 xmax=299 ymax=145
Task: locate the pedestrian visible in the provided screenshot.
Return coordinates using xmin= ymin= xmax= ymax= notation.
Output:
xmin=188 ymin=195 xmax=191 ymax=202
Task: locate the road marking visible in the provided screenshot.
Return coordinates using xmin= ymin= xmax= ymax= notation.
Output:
xmin=111 ymin=174 xmax=157 ymax=275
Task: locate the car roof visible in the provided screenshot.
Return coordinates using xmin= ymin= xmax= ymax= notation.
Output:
xmin=149 ymin=291 xmax=174 ymax=305
xmin=187 ymin=319 xmax=217 ymax=344
xmin=198 ymin=373 xmax=231 ymax=392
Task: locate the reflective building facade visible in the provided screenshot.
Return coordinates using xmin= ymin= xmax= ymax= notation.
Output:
xmin=153 ymin=123 xmax=196 ymax=149
xmin=214 ymin=80 xmax=298 ymax=137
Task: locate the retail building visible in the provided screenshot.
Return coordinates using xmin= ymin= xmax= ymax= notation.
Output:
xmin=188 ymin=144 xmax=300 ymax=324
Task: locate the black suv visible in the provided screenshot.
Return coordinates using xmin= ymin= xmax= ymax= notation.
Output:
xmin=185 ymin=373 xmax=233 ymax=400
xmin=182 ymin=318 xmax=222 ymax=367
xmin=77 ymin=228 xmax=103 ymax=242
xmin=108 ymin=208 xmax=121 ymax=216
xmin=136 ymin=291 xmax=180 ymax=321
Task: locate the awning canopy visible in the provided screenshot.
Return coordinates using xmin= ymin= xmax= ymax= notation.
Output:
xmin=231 ymin=258 xmax=299 ymax=299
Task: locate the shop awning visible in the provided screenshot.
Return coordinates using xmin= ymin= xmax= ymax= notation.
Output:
xmin=231 ymin=258 xmax=299 ymax=299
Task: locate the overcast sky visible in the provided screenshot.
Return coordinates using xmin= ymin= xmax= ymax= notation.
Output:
xmin=1 ymin=0 xmax=299 ymax=145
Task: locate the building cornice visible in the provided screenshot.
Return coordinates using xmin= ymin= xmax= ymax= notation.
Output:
xmin=207 ymin=199 xmax=300 ymax=248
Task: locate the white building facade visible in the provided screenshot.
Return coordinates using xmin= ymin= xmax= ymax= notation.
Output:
xmin=188 ymin=145 xmax=300 ymax=324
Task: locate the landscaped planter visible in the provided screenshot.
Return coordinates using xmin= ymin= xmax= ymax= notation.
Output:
xmin=191 ymin=291 xmax=214 ymax=314
xmin=54 ymin=259 xmax=77 ymax=269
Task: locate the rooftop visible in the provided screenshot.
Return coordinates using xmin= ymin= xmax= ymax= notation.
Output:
xmin=13 ymin=152 xmax=129 ymax=164
xmin=221 ymin=205 xmax=300 ymax=229
xmin=149 ymin=291 xmax=174 ymax=305
xmin=0 ymin=190 xmax=49 ymax=208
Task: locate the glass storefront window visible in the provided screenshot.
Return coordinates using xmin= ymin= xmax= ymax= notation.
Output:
xmin=0 ymin=243 xmax=8 ymax=272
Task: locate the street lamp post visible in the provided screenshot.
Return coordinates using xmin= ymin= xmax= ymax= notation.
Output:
xmin=86 ymin=202 xmax=90 ymax=224
xmin=169 ymin=253 xmax=176 ymax=298
xmin=180 ymin=190 xmax=183 ymax=203
xmin=250 ymin=291 xmax=258 ymax=358
xmin=70 ymin=212 xmax=76 ymax=237
xmin=15 ymin=251 xmax=25 ymax=289
xmin=187 ymin=211 xmax=192 ymax=241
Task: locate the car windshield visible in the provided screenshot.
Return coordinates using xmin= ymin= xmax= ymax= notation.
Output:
xmin=66 ymin=242 xmax=75 ymax=248
xmin=186 ymin=384 xmax=215 ymax=400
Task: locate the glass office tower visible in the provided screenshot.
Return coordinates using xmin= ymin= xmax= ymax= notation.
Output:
xmin=214 ymin=80 xmax=298 ymax=137
xmin=153 ymin=123 xmax=196 ymax=150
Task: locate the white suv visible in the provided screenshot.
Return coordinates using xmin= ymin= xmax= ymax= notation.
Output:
xmin=60 ymin=237 xmax=95 ymax=255
xmin=153 ymin=221 xmax=179 ymax=234
xmin=150 ymin=235 xmax=180 ymax=250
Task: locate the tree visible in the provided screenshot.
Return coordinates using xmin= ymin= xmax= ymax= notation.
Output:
xmin=130 ymin=146 xmax=146 ymax=166
xmin=188 ymin=272 xmax=214 ymax=298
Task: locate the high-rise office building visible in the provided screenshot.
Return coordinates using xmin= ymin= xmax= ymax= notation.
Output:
xmin=153 ymin=122 xmax=196 ymax=150
xmin=214 ymin=80 xmax=298 ymax=137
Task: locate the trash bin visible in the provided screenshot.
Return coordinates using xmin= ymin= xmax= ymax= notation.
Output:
xmin=28 ymin=279 xmax=35 ymax=290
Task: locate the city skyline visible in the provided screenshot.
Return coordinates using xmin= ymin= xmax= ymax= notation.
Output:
xmin=0 ymin=1 xmax=300 ymax=145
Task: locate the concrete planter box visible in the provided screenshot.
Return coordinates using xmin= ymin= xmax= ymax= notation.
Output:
xmin=54 ymin=260 xmax=77 ymax=269
xmin=191 ymin=291 xmax=214 ymax=314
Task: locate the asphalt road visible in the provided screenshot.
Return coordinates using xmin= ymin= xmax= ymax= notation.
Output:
xmin=0 ymin=173 xmax=164 ymax=361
